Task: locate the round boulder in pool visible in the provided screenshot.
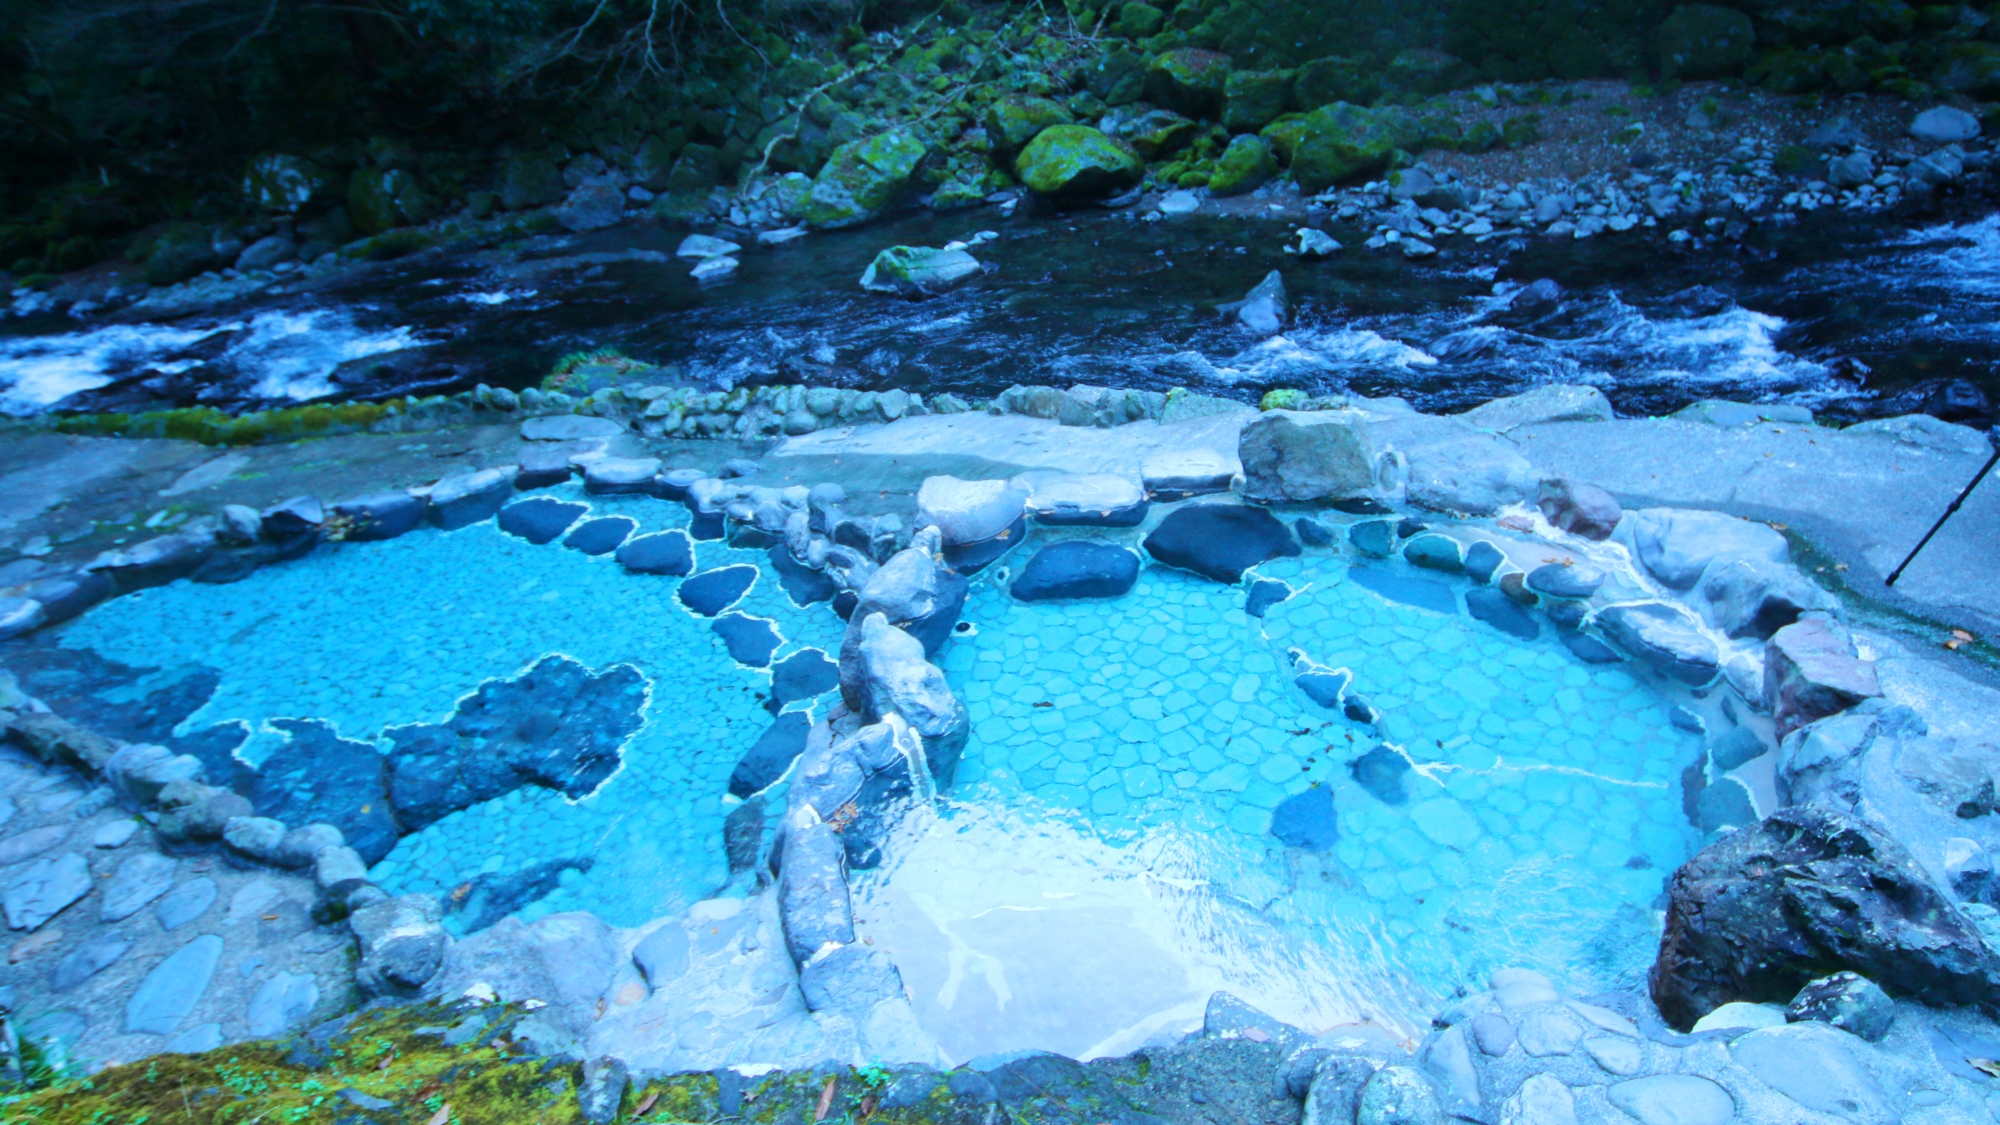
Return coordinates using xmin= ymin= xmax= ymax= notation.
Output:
xmin=1142 ymin=504 xmax=1300 ymax=583
xmin=1011 ymin=541 xmax=1140 ymax=601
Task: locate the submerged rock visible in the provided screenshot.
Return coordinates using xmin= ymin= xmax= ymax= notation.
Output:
xmin=1011 ymin=541 xmax=1140 ymax=601
xmin=1787 ymin=971 xmax=1895 ymax=1042
xmin=1651 ymin=803 xmax=2000 ymax=1029
xmin=1144 ymin=504 xmax=1300 ymax=583
xmin=1220 ymin=270 xmax=1287 ymax=335
xmin=1596 ymin=602 xmax=1719 ymax=685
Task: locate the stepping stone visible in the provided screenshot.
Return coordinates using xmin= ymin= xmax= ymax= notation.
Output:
xmin=617 ymin=531 xmax=694 ymax=575
xmin=1295 ymin=518 xmax=1333 ymax=547
xmin=1270 ymin=788 xmax=1338 ymax=850
xmin=1244 ymin=579 xmax=1291 ymax=618
xmin=1466 ymin=587 xmax=1539 ymax=640
xmin=729 ymin=712 xmax=813 ymax=798
xmin=1464 ymin=540 xmax=1506 ymax=583
xmin=155 ymin=877 xmax=218 ymax=931
xmin=514 ymin=447 xmax=575 ymax=490
xmin=428 ymin=467 xmax=512 ymax=531
xmin=101 ymin=852 xmax=178 ymax=922
xmin=3 ymin=853 xmax=91 ymax=931
xmin=583 ymin=456 xmax=661 ymax=495
xmin=564 ymin=516 xmax=637 ymax=556
xmin=246 ymin=971 xmax=320 ymax=1037
xmin=1012 ymin=541 xmax=1140 ymax=601
xmin=1143 ymin=505 xmax=1299 ymax=583
xmin=1350 ymin=745 xmax=1410 ymax=806
xmin=768 ymin=546 xmax=838 ymax=605
xmin=50 ymin=934 xmax=132 ymax=993
xmin=1404 ymin=535 xmax=1464 ymax=572
xmin=1348 ymin=567 xmax=1458 ymax=616
xmin=1348 ymin=519 xmax=1396 ymax=559
xmin=712 ymin=614 xmax=782 ymax=667
xmin=678 ymin=566 xmax=758 ymax=616
xmin=942 ymin=515 xmax=1026 ymax=576
xmin=331 ymin=492 xmax=425 ymax=542
xmin=771 ymin=650 xmax=840 ymax=704
xmin=125 ymin=933 xmax=223 ymax=1035
xmin=521 ymin=415 xmax=621 ymax=440
xmin=1295 ymin=669 xmax=1350 ymax=710
xmin=92 ymin=820 xmax=138 ymax=849
xmin=1527 ymin=562 xmax=1605 ymax=598
xmin=498 ymin=498 xmax=586 ymax=544
xmin=1561 ymin=631 xmax=1624 ymax=664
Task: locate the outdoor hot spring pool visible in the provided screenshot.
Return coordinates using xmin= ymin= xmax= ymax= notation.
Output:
xmin=33 ymin=482 xmax=1703 ymax=1060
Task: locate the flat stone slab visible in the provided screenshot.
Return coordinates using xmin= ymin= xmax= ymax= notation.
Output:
xmin=4 ymin=852 xmax=91 ymax=931
xmin=155 ymin=877 xmax=219 ymax=931
xmin=247 ymin=971 xmax=320 ymax=1037
xmin=522 ymin=415 xmax=623 ymax=441
xmin=125 ymin=933 xmax=223 ymax=1035
xmin=101 ymin=852 xmax=178 ymax=922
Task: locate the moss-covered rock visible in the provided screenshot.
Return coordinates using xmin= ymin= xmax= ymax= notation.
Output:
xmin=1146 ymin=48 xmax=1233 ymax=117
xmin=1748 ymin=48 xmax=1829 ymax=93
xmin=860 ymin=245 xmax=982 ymax=296
xmin=1461 ymin=119 xmax=1504 ymax=152
xmin=1104 ymin=105 xmax=1200 ymax=157
xmin=984 ymin=96 xmax=1073 ymax=153
xmin=801 ymin=129 xmax=929 ymax=227
xmin=1208 ymin=134 xmax=1277 ymax=194
xmin=500 ymin=151 xmax=566 ymax=211
xmin=1288 ymin=103 xmax=1421 ymax=190
xmin=242 ymin=155 xmax=338 ymax=215
xmin=1259 ymin=113 xmax=1312 ymax=163
xmin=1383 ymin=48 xmax=1474 ymax=96
xmin=348 ymin=169 xmax=436 ymax=235
xmin=631 ymin=134 xmax=685 ymax=192
xmin=1420 ymin=112 xmax=1465 ymax=150
xmin=1502 ymin=113 xmax=1542 ymax=148
xmin=931 ymin=180 xmax=987 ymax=210
xmin=1117 ymin=1 xmax=1165 ymax=39
xmin=1015 ymin=125 xmax=1144 ymax=198
xmin=1659 ymin=3 xmax=1756 ymax=80
xmin=1084 ymin=47 xmax=1149 ymax=105
xmin=1223 ymin=69 xmax=1293 ymax=131
xmin=1293 ymin=55 xmax=1383 ymax=108
xmin=139 ymin=224 xmax=226 ymax=286
xmin=1936 ymin=41 xmax=2000 ymax=98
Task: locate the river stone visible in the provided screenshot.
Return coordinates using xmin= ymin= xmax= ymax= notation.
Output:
xmin=1469 ymin=1012 xmax=1515 ymax=1055
xmin=848 ymin=536 xmax=968 ymax=656
xmin=675 ymin=233 xmax=740 ymax=259
xmin=712 ymin=613 xmax=782 ymax=667
xmin=1652 ymin=803 xmax=2000 ymax=1028
xmin=1270 ymin=787 xmax=1338 ymax=850
xmin=1244 ymin=579 xmax=1291 ymax=617
xmin=1514 ymin=1005 xmax=1585 ymax=1056
xmin=155 ymin=877 xmax=218 ymax=931
xmin=1466 ymin=587 xmax=1539 ymax=640
xmin=1597 ymin=602 xmax=1718 ymax=684
xmin=125 ymin=934 xmax=223 ymax=1034
xmin=522 ymin=415 xmax=622 ymax=441
xmin=802 ymin=129 xmax=928 ymax=227
xmin=1296 ymin=518 xmax=1334 ymax=547
xmin=247 ymin=971 xmax=319 ymax=1037
xmin=428 ymin=467 xmax=513 ymax=530
xmin=515 ymin=447 xmax=576 ymax=490
xmin=1731 ymin=1022 xmax=1894 ymax=1125
xmin=1697 ymin=555 xmax=1834 ymax=640
xmin=1464 ymin=385 xmax=1613 ymax=431
xmin=50 ymin=933 xmax=131 ymax=992
xmin=1023 ymin=473 xmax=1148 ymax=526
xmin=582 ymin=457 xmax=660 ymax=496
xmin=1462 ymin=541 xmax=1505 ymax=583
xmin=0 ymin=825 xmax=71 ymax=867
xmin=498 ymin=498 xmax=587 ymax=544
xmin=859 ymin=245 xmax=981 ymax=297
xmin=1289 ymin=102 xmax=1417 ymax=191
xmin=916 ymin=476 xmax=1029 ymax=546
xmin=1014 ymin=125 xmax=1144 ymax=199
xmin=1526 ymin=563 xmax=1604 ymax=598
xmin=87 ymin=532 xmax=215 ymax=592
xmin=1584 ymin=1035 xmax=1642 ymax=1075
xmin=101 ymin=852 xmax=178 ymax=922
xmin=4 ymin=853 xmax=91 ymax=931
xmin=1403 ymin=535 xmax=1463 ymax=572
xmin=1620 ymin=507 xmax=1788 ymax=589
xmin=1767 ymin=616 xmax=1881 ymax=739
xmin=1788 ymin=972 xmax=1894 ymax=1042
xmin=1607 ymin=1076 xmax=1733 ymax=1125
xmin=1239 ymin=410 xmax=1376 ymax=502
xmin=632 ymin=921 xmax=690 ymax=988
xmin=22 ymin=570 xmax=112 ymax=626
xmin=1144 ymin=504 xmax=1300 ymax=583
xmin=1912 ymin=105 xmax=1980 ymax=143
xmin=799 ymin=942 xmax=904 ymax=1015
xmin=1536 ymin=478 xmax=1621 ymax=541
xmin=678 ymin=565 xmax=758 ymax=616
xmin=839 ymin=615 xmax=967 ymax=782
xmin=1499 ymin=1073 xmax=1575 ymax=1125
xmin=1011 ymin=541 xmax=1140 ymax=601
xmin=1692 ymin=1000 xmax=1786 ymax=1034
xmin=1356 ymin=1065 xmax=1443 ymax=1125
xmin=1349 ymin=519 xmax=1395 ymax=559
xmin=330 ymin=492 xmax=425 ymax=542
xmin=616 ymin=530 xmax=694 ymax=576
xmin=563 ymin=516 xmax=636 ymax=556
xmin=1141 ymin=448 xmax=1236 ymax=497
xmin=1221 ymin=270 xmax=1287 ymax=335
xmin=93 ymin=820 xmax=137 ymax=849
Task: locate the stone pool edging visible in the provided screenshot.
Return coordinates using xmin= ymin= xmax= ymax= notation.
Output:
xmin=8 ymin=385 xmax=2000 ymax=1124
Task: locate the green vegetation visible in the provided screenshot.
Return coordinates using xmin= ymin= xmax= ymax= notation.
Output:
xmin=53 ymin=401 xmax=406 ymax=446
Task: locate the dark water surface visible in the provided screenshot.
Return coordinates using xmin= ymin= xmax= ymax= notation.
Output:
xmin=7 ymin=205 xmax=2000 ymax=423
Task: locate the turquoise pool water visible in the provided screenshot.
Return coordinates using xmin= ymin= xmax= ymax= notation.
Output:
xmin=60 ymin=486 xmax=845 ymax=929
xmin=53 ymin=496 xmax=1702 ymax=1046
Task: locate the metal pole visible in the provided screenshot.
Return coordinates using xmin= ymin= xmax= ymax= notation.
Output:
xmin=1886 ymin=428 xmax=2000 ymax=587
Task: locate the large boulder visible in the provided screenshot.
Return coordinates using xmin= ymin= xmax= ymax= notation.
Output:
xmin=1288 ymin=103 xmax=1421 ymax=192
xmin=1239 ymin=410 xmax=1376 ymax=502
xmin=1402 ymin=437 xmax=1537 ymax=516
xmin=838 ymin=614 xmax=967 ymax=784
xmin=1597 ymin=602 xmax=1719 ymax=685
xmin=847 ymin=533 xmax=969 ymax=656
xmin=1222 ymin=70 xmax=1292 ymax=132
xmin=1767 ymin=616 xmax=1881 ymax=739
xmin=1143 ymin=504 xmax=1300 ymax=583
xmin=780 ymin=811 xmax=856 ymax=967
xmin=1617 ymin=507 xmax=1789 ymax=590
xmin=1146 ymin=49 xmax=1232 ymax=117
xmin=1209 ymin=135 xmax=1277 ymax=196
xmin=1651 ymin=804 xmax=2000 ymax=1030
xmin=860 ymin=246 xmax=981 ymax=297
xmin=983 ymin=96 xmax=1072 ymax=154
xmin=1461 ymin=384 xmax=1613 ymax=431
xmin=1695 ymin=555 xmax=1836 ymax=639
xmin=556 ymin=176 xmax=627 ymax=233
xmin=428 ymin=911 xmax=623 ymax=1037
xmin=1015 ymin=126 xmax=1144 ymax=199
xmin=802 ymin=130 xmax=929 ymax=228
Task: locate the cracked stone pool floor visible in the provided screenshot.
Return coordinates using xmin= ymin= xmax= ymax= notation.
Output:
xmin=55 ymin=486 xmax=846 ymax=930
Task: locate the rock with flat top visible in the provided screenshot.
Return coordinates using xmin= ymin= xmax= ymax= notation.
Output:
xmin=1463 ymin=385 xmax=1613 ymax=431
xmin=428 ymin=467 xmax=513 ymax=530
xmin=4 ymin=853 xmax=91 ymax=930
xmin=1239 ymin=410 xmax=1377 ymax=502
xmin=916 ymin=476 xmax=1029 ymax=545
xmin=1618 ymin=507 xmax=1789 ymax=589
xmin=521 ymin=415 xmax=622 ymax=441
